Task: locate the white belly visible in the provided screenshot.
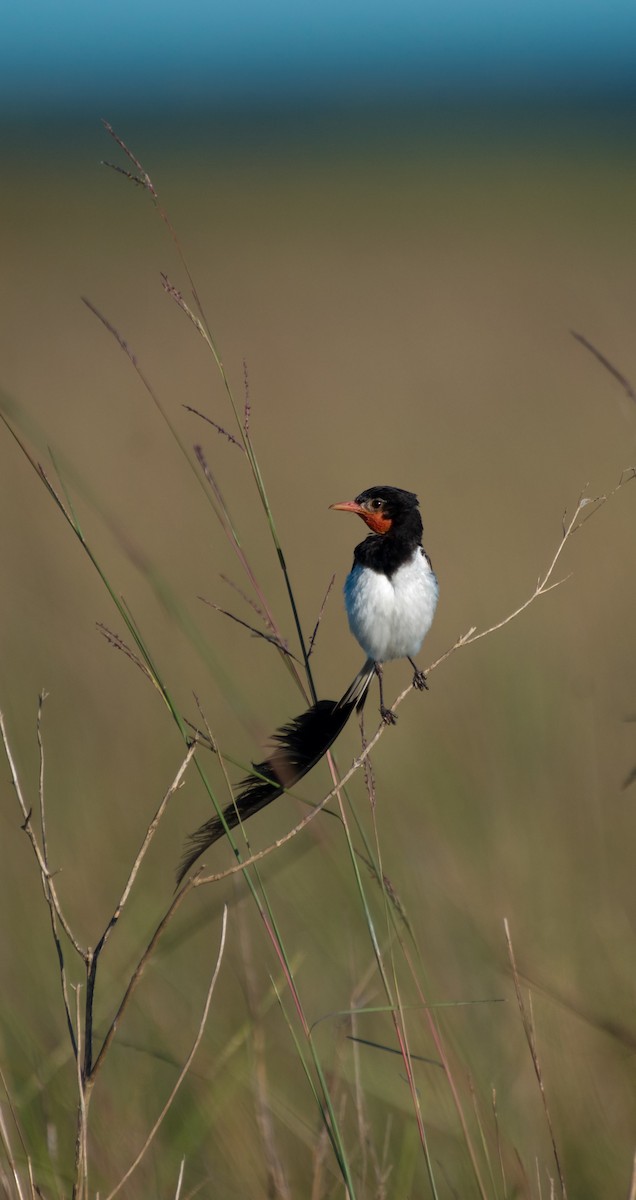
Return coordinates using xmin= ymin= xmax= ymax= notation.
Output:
xmin=344 ymin=549 xmax=438 ymax=663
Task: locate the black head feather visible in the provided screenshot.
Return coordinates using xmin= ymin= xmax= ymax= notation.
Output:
xmin=354 ymin=485 xmax=419 ymax=519
xmin=351 ymin=486 xmax=424 ymax=576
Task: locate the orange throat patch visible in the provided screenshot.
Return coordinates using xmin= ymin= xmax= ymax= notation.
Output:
xmin=360 ymin=512 xmax=392 ymax=535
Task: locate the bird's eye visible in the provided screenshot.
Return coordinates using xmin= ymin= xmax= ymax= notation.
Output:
xmin=369 ymin=497 xmax=384 ymax=510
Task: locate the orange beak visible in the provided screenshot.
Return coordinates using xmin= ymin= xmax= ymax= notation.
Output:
xmin=330 ymin=499 xmax=392 ymax=535
xmin=329 ymin=500 xmax=367 ymax=517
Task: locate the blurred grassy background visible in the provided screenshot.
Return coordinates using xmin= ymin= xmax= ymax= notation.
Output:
xmin=1 ymin=104 xmax=636 ymax=1197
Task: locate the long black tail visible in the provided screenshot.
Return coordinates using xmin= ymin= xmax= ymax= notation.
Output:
xmin=176 ymin=659 xmax=375 ymax=883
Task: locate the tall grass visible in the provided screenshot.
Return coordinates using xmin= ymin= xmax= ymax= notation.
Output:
xmin=0 ymin=120 xmax=635 ymax=1199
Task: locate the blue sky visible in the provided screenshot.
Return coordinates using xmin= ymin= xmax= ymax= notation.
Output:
xmin=3 ymin=0 xmax=636 ymax=113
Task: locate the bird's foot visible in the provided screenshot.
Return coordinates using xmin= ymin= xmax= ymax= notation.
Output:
xmin=375 ymin=662 xmax=396 ymax=723
xmin=408 ymin=658 xmax=428 ymax=691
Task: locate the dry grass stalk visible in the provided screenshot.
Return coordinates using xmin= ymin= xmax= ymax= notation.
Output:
xmin=103 ymin=906 xmax=228 ymax=1200
xmin=504 ymin=919 xmax=567 ymax=1199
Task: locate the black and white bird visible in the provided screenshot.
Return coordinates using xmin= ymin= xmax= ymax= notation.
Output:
xmin=177 ymin=485 xmax=438 ymax=882
xmin=331 ymin=485 xmax=439 ymax=722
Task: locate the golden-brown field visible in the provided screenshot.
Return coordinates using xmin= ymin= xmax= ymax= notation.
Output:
xmin=1 ymin=109 xmax=635 ymax=1197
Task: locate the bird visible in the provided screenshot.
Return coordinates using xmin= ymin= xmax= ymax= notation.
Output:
xmin=331 ymin=485 xmax=439 ymax=723
xmin=176 ymin=485 xmax=438 ymax=883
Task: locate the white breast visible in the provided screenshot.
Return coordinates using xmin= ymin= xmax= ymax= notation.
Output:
xmin=344 ymin=548 xmax=439 ymax=663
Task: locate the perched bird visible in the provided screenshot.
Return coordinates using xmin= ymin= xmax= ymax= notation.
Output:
xmin=331 ymin=485 xmax=439 ymax=722
xmin=177 ymin=485 xmax=438 ymax=882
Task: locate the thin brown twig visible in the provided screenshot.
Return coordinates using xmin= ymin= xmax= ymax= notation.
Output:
xmin=103 ymin=905 xmax=228 ymax=1200
xmin=84 ymin=743 xmax=198 ymax=1072
xmin=243 ymin=359 xmax=251 ymax=436
xmin=308 ymin=574 xmax=336 ymax=657
xmin=82 ymin=297 xmax=140 ymax=368
xmin=174 ymin=1157 xmax=185 ymax=1200
xmin=25 ymin=1159 xmax=36 ymax=1200
xmin=492 ymin=1088 xmax=507 ymax=1200
xmin=0 ymin=709 xmax=85 ymax=958
xmin=36 ymin=691 xmax=48 ymax=864
xmin=622 ymin=765 xmax=636 ymax=791
xmin=73 ymin=986 xmax=89 ymax=1200
xmin=571 ymin=330 xmax=636 ymax=403
xmin=0 ymin=1069 xmax=29 ymax=1200
xmin=468 ymin=1074 xmax=496 ymax=1198
xmin=425 ymin=476 xmax=633 ymax=680
xmin=347 ymin=985 xmax=371 ymax=1195
xmin=0 ymin=1160 xmax=14 ymax=1200
xmin=159 ymin=271 xmax=207 ymax=338
xmin=220 ymin=573 xmax=275 ymax=634
xmin=102 ymin=743 xmax=196 ymax=943
xmin=536 ymin=1157 xmax=543 ymax=1200
xmin=199 ymin=597 xmax=300 ymax=661
xmin=183 ymin=404 xmax=244 ymax=450
xmin=191 ymin=695 xmax=218 ymax=753
xmin=358 ymin=711 xmax=377 ymax=812
xmin=30 ymin=696 xmax=78 ymax=1055
xmin=191 ymin=759 xmax=349 ymax=884
xmin=101 ymin=122 xmax=156 ymax=196
xmin=199 ymin=710 xmax=238 ymax=808
xmin=161 ymin=281 xmax=235 ymax=428
xmin=504 ymin=919 xmax=567 ymax=1199
xmin=435 ymin=495 xmax=590 ymax=654
xmin=192 ymin=444 xmax=307 ymax=695
xmin=43 ymin=884 xmax=78 ymax=1061
xmin=311 ymin=1021 xmax=350 ymax=1200
xmin=101 ymin=161 xmax=148 ymax=188
xmin=96 ymin=624 xmax=156 ymax=683
xmin=90 ymin=875 xmax=198 ymax=1079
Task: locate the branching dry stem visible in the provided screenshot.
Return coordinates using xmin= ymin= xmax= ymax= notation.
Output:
xmin=90 ymin=874 xmax=199 ymax=1079
xmin=84 ymin=743 xmax=197 ymax=1077
xmin=1 ymin=704 xmax=202 ymax=1194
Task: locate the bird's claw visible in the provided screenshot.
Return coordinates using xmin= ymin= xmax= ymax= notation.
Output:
xmin=412 ymin=668 xmax=428 ymax=691
xmin=381 ymin=705 xmax=397 ymax=726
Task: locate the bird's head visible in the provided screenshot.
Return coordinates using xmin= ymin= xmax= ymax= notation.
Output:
xmin=330 ymin=485 xmax=420 ymax=535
